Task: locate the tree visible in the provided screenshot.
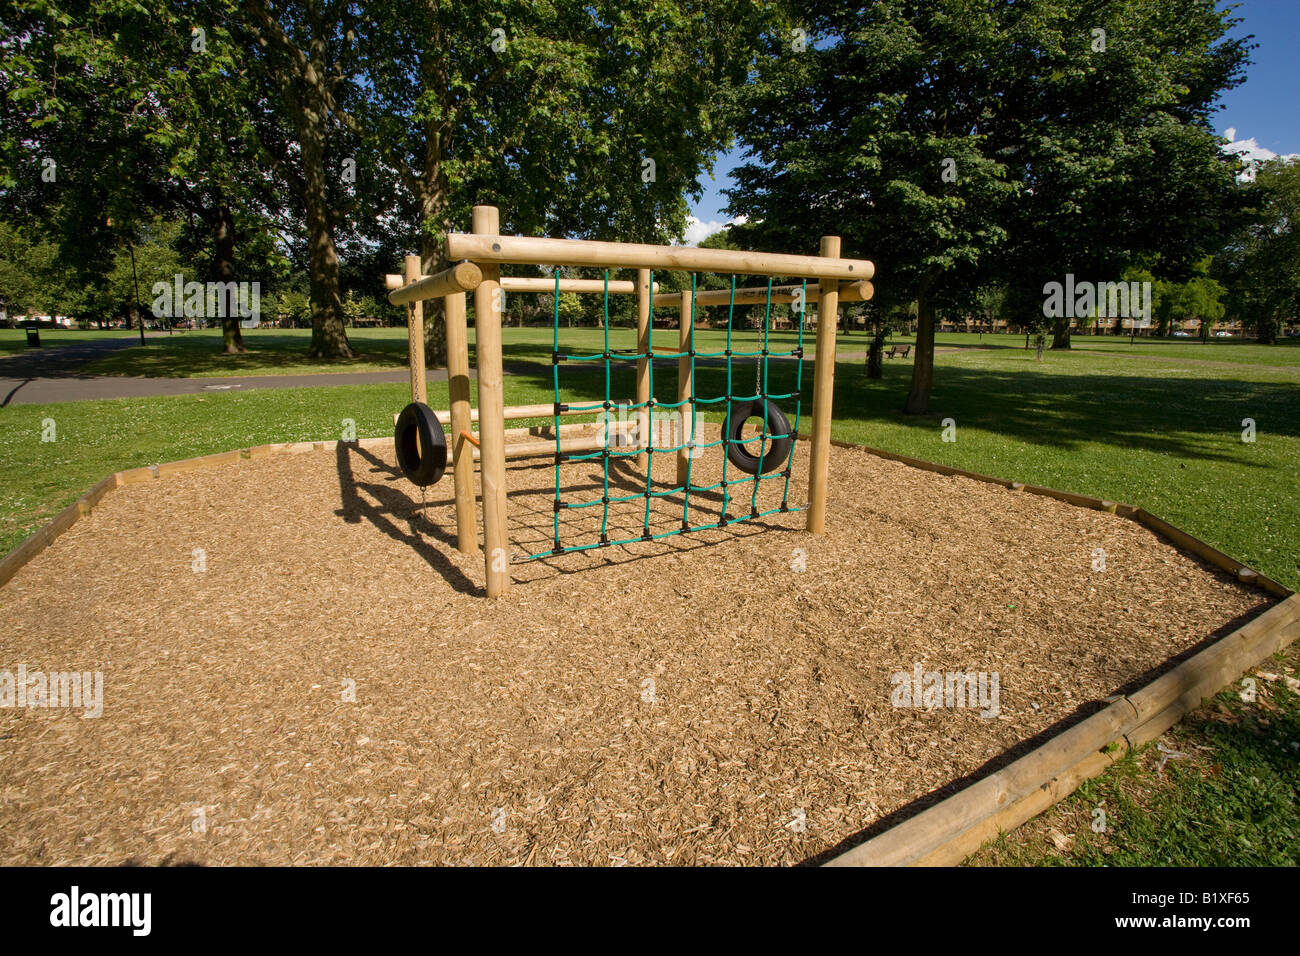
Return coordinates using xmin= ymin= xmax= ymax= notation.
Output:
xmin=233 ymin=0 xmax=378 ymax=359
xmin=1217 ymin=158 xmax=1300 ymax=344
xmin=0 ymin=219 xmax=82 ymax=319
xmin=998 ymin=1 xmax=1249 ymax=351
xmin=1 ymin=0 xmax=283 ymax=352
xmin=354 ymin=1 xmax=765 ymax=365
xmin=729 ymin=1 xmax=1028 ymax=414
xmin=727 ymin=0 xmax=1249 ymax=413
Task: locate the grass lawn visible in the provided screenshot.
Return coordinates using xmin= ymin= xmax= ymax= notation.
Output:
xmin=0 ymin=327 xmax=137 ymax=357
xmin=78 ymin=328 xmax=415 ymax=377
xmin=967 ymin=641 xmax=1300 ymax=866
xmin=76 ymin=322 xmax=898 ymax=377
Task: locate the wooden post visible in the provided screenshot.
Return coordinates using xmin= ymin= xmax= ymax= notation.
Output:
xmin=444 ymin=290 xmax=477 ymax=555
xmin=806 ymin=236 xmax=841 ymax=534
xmin=676 ymin=289 xmax=693 ymax=487
xmin=405 ymin=254 xmax=426 ymax=405
xmin=635 ymin=267 xmax=652 ymax=471
xmin=472 ymin=206 xmax=510 ymax=597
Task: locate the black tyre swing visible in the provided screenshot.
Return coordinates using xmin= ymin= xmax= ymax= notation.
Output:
xmin=723 ymin=398 xmax=793 ymax=475
xmin=394 ymin=401 xmax=448 ymax=487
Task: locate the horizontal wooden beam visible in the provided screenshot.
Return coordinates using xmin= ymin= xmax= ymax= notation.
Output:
xmin=386 ymin=274 xmax=657 ymax=295
xmin=500 ymin=276 xmax=659 ymax=295
xmin=387 ymin=261 xmax=483 ymax=305
xmin=445 ymin=233 xmax=875 ymax=281
xmin=449 ymin=421 xmax=637 ymax=462
xmin=396 ymin=403 xmax=627 ymax=429
xmin=651 ymin=280 xmax=874 ymax=308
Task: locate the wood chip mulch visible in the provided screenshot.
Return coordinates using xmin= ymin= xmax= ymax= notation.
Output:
xmin=0 ymin=434 xmax=1272 ymax=865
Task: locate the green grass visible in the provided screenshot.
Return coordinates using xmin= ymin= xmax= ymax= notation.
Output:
xmin=76 ymin=322 xmax=897 ymax=378
xmin=968 ymin=645 xmax=1300 ymax=866
xmin=0 ymin=327 xmax=137 ymax=356
xmin=925 ymin=331 xmax=1300 ymax=368
xmin=79 ymin=328 xmax=415 ymax=377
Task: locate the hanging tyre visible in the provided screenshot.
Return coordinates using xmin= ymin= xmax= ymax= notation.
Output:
xmin=394 ymin=401 xmax=448 ymax=487
xmin=723 ymin=399 xmax=793 ymax=475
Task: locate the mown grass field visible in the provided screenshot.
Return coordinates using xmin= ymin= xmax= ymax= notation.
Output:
xmin=0 ymin=327 xmax=136 ymax=356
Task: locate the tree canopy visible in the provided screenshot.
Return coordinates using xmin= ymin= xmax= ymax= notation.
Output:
xmin=727 ymin=0 xmax=1250 ymax=412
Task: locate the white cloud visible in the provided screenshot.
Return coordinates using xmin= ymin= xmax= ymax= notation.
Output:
xmin=679 ymin=215 xmax=748 ymax=246
xmin=1222 ymin=132 xmax=1299 ymax=182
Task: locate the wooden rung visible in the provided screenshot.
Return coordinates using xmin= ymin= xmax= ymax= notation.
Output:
xmin=651 ymin=280 xmax=873 ymax=308
xmin=397 ymin=403 xmax=632 ymax=427
xmin=450 ymin=422 xmax=637 ymax=462
xmin=386 ymin=274 xmax=658 ymax=295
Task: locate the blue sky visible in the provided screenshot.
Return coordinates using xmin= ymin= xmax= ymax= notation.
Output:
xmin=687 ymin=0 xmax=1300 ymax=230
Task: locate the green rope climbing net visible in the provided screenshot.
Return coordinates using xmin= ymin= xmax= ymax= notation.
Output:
xmin=526 ymin=271 xmax=807 ymax=560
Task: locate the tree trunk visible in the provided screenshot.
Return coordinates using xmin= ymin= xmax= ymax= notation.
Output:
xmin=213 ymin=204 xmax=247 ymax=354
xmin=297 ymin=96 xmax=353 ymax=360
xmin=1050 ymin=315 xmax=1071 ymax=349
xmin=1257 ymin=314 xmax=1278 ymax=345
xmin=903 ymin=274 xmax=939 ymax=414
xmin=417 ymin=48 xmax=452 ymax=368
xmin=867 ymin=326 xmax=886 ymax=379
xmin=419 ymin=227 xmax=448 ymax=368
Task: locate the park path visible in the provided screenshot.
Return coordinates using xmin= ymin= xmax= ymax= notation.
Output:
xmin=0 ymin=335 xmax=468 ymax=406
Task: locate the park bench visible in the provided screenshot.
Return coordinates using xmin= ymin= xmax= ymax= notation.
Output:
xmin=885 ymin=344 xmax=911 ymax=359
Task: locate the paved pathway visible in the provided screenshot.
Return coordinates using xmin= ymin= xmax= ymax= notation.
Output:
xmin=0 ymin=337 xmax=464 ymax=406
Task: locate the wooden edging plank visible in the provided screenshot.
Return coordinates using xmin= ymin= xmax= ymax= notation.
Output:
xmin=808 ymin=436 xmax=1296 ymax=867
xmin=827 ymin=594 xmax=1300 ymax=867
xmin=0 ymin=499 xmax=84 ymax=588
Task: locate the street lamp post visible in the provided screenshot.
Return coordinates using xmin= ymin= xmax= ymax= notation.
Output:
xmin=127 ymin=239 xmax=144 ymax=346
xmin=107 ymin=217 xmax=145 ymax=343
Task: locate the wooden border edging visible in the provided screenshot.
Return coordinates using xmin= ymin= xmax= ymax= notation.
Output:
xmin=825 ymin=595 xmax=1300 ymax=867
xmin=814 ymin=436 xmax=1297 ymax=867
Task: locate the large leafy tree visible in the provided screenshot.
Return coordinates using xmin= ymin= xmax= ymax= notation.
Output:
xmin=728 ymin=0 xmax=1023 ymax=414
xmin=996 ymin=0 xmax=1249 ymax=351
xmin=727 ymin=0 xmax=1249 ymax=413
xmin=354 ymin=0 xmax=766 ymax=364
xmin=1 ymin=0 xmax=282 ymax=351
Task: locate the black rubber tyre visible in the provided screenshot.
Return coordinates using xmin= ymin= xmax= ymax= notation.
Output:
xmin=394 ymin=401 xmax=448 ymax=487
xmin=723 ymin=399 xmax=793 ymax=475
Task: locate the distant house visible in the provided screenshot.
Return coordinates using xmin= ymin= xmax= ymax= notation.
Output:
xmin=10 ymin=314 xmax=74 ymax=328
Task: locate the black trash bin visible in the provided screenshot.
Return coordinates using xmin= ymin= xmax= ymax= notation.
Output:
xmin=24 ymin=327 xmax=41 ymax=348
